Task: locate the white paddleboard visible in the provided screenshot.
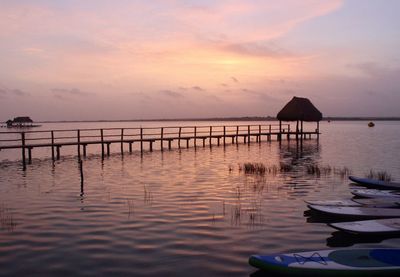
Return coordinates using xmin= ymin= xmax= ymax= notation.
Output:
xmin=305 ymin=200 xmax=361 ymax=207
xmin=352 ymin=198 xmax=400 ymax=208
xmin=330 ymin=218 xmax=400 ymax=234
xmin=308 ymin=205 xmax=400 ymax=218
xmin=305 ymin=199 xmax=399 ymax=208
xmin=351 ymin=189 xmax=400 ymax=199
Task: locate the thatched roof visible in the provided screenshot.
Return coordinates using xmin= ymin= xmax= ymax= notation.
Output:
xmin=277 ymin=97 xmax=322 ymax=122
xmin=12 ymin=116 xmax=33 ymax=123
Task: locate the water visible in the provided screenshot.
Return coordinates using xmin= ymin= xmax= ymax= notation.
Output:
xmin=1 ymin=121 xmax=400 ymax=276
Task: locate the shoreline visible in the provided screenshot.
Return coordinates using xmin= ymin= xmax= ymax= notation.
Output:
xmin=1 ymin=116 xmax=400 ymax=124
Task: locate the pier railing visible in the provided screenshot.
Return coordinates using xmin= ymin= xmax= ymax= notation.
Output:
xmin=0 ymin=123 xmax=320 ymax=167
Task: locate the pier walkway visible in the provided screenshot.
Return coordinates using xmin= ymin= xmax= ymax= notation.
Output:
xmin=0 ymin=123 xmax=319 ymax=168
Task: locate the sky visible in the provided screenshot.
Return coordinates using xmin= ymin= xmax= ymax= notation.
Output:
xmin=1 ymin=0 xmax=400 ymax=121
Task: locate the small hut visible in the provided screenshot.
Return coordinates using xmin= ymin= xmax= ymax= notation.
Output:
xmin=277 ymin=96 xmax=322 ymax=139
xmin=9 ymin=116 xmax=34 ymax=127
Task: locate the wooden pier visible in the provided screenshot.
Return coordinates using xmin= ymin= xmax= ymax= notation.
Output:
xmin=0 ymin=123 xmax=319 ymax=168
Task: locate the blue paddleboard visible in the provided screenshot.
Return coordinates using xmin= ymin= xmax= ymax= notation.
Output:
xmin=349 ymin=176 xmax=400 ymax=190
xmin=249 ymin=248 xmax=400 ymax=276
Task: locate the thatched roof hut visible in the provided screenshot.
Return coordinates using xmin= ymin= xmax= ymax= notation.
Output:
xmin=12 ymin=116 xmax=33 ymax=123
xmin=277 ymin=97 xmax=322 ymax=122
xmin=277 ymin=97 xmax=322 ymax=139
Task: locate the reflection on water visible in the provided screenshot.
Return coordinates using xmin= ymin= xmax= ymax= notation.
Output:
xmin=1 ymin=122 xmax=400 ymax=276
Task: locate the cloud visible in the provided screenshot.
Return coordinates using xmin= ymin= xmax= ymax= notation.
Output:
xmin=240 ymin=88 xmax=279 ymax=102
xmin=0 ymin=87 xmax=30 ymax=97
xmin=191 ymin=86 xmax=204 ymax=91
xmin=51 ymin=88 xmax=92 ymax=96
xmin=51 ymin=88 xmax=93 ymax=100
xmin=348 ymin=62 xmax=400 ymax=78
xmin=160 ymin=90 xmax=184 ymax=98
xmin=222 ymin=41 xmax=291 ymax=58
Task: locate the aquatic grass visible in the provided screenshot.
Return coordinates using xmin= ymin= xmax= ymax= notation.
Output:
xmin=144 ymin=185 xmax=153 ymax=204
xmin=231 ymin=204 xmax=242 ymax=225
xmin=241 ymin=162 xmax=266 ymax=175
xmin=239 ymin=162 xmax=294 ymax=176
xmin=366 ymin=170 xmax=392 ymax=181
xmin=235 ymin=186 xmax=241 ymax=200
xmin=0 ymin=204 xmax=16 ymax=232
xmin=333 ymin=166 xmax=352 ymax=178
xmin=279 ymin=162 xmax=293 ymax=172
xmin=306 ymin=164 xmax=332 ymax=177
xmin=127 ymin=199 xmax=134 ymax=216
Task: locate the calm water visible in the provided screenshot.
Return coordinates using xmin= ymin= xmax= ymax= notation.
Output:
xmin=1 ymin=121 xmax=400 ymax=276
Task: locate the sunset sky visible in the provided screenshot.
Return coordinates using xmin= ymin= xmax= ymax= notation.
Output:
xmin=1 ymin=0 xmax=399 ymax=121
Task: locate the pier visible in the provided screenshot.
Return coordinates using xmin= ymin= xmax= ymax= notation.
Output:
xmin=0 ymin=123 xmax=319 ymax=168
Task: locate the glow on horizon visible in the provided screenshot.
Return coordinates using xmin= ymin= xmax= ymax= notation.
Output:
xmin=1 ymin=0 xmax=400 ymax=120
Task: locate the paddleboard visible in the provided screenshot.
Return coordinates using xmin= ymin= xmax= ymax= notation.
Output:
xmin=352 ymin=198 xmax=400 ymax=208
xmin=330 ymin=218 xmax=400 ymax=235
xmin=308 ymin=205 xmax=400 ymax=218
xmin=305 ymin=199 xmax=399 ymax=208
xmin=349 ymin=176 xmax=400 ymax=190
xmin=249 ymin=248 xmax=400 ymax=276
xmin=305 ymin=200 xmax=361 ymax=207
xmin=351 ymin=189 xmax=400 ymax=199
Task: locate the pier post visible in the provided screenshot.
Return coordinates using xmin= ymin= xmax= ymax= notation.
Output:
xmin=56 ymin=146 xmax=61 ymax=160
xmin=83 ymin=144 xmax=87 ymax=157
xmin=247 ymin=125 xmax=250 ymax=144
xmin=160 ymin=127 xmax=164 ymax=151
xmin=258 ymin=125 xmax=261 ymax=143
xmin=223 ymin=126 xmax=226 ymax=146
xmin=301 ymin=121 xmax=304 ymax=142
xmin=107 ymin=143 xmax=110 ymax=156
xmin=287 ymin=125 xmax=290 ymax=140
xmin=278 ymin=121 xmax=282 ymax=141
xmin=120 ymin=128 xmax=124 ymax=155
xmin=21 ymin=132 xmax=26 ymax=169
xmin=236 ymin=126 xmax=239 ymax=144
xmin=209 ymin=126 xmax=212 ymax=147
xmin=100 ymin=129 xmax=104 ymax=159
xmin=317 ymin=121 xmax=320 ymax=140
xmin=194 ymin=127 xmax=197 ymax=148
xmin=51 ymin=131 xmax=55 ymax=160
xmin=28 ymin=147 xmax=32 ymax=164
xmin=178 ymin=127 xmax=182 ymax=148
xmin=149 ymin=141 xmax=153 ymax=152
xmin=129 ymin=142 xmax=133 ymax=153
xmin=269 ymin=125 xmax=272 ymax=141
xmin=77 ymin=130 xmax=81 ymax=158
xmin=140 ymin=128 xmax=143 ymax=154
xmin=168 ymin=139 xmax=172 ymax=150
